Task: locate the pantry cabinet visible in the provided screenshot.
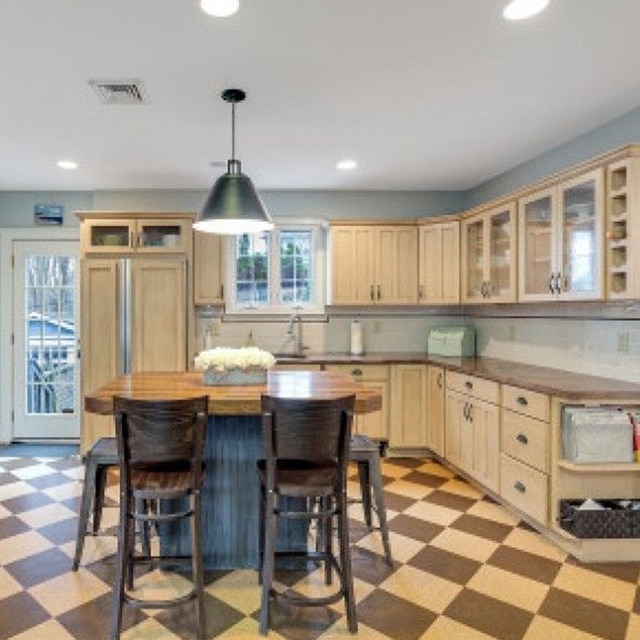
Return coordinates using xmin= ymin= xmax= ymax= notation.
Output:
xmin=329 ymin=224 xmax=418 ymax=305
xmin=426 ymin=365 xmax=446 ymax=456
xmin=193 ymin=230 xmax=224 ymax=304
xmin=389 ymin=364 xmax=428 ymax=449
xmin=518 ymin=168 xmax=605 ymax=301
xmin=461 ymin=202 xmax=517 ymax=303
xmin=418 ymin=219 xmax=460 ymax=305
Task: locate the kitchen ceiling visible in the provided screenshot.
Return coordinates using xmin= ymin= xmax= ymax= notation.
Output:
xmin=1 ymin=0 xmax=640 ymax=193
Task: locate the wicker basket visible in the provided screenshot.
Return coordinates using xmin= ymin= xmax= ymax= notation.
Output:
xmin=559 ymin=499 xmax=640 ymax=539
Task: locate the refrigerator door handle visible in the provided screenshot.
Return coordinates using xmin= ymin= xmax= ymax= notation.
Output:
xmin=118 ymin=259 xmax=132 ymax=374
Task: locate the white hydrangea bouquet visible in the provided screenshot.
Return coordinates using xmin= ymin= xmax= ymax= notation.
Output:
xmin=195 ymin=346 xmax=276 ymax=386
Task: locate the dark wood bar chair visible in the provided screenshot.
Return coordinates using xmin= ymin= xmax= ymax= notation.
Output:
xmin=257 ymin=394 xmax=357 ymax=636
xmin=110 ymin=395 xmax=209 ymax=640
xmin=72 ymin=437 xmax=119 ymax=570
xmin=349 ymin=434 xmax=393 ymax=566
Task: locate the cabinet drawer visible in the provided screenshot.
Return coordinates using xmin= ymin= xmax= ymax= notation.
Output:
xmin=324 ymin=364 xmax=389 ymax=381
xmin=500 ymin=454 xmax=548 ymax=524
xmin=501 ymin=409 xmax=549 ymax=473
xmin=502 ymin=385 xmax=550 ymax=421
xmin=446 ymin=371 xmax=499 ymax=404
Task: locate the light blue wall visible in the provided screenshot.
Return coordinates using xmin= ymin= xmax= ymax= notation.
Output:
xmin=466 ymin=105 xmax=640 ymax=208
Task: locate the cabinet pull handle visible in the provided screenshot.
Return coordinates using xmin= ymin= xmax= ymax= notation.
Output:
xmin=516 ymin=433 xmax=529 ymax=445
xmin=437 ymin=372 xmax=443 ymax=389
xmin=220 ymin=283 xmax=224 ymax=300
xmin=351 ymin=368 xmax=363 ymax=377
xmin=516 ymin=396 xmax=528 ymax=406
xmin=465 ymin=381 xmax=473 ymax=390
xmin=370 ymin=285 xmax=375 ymax=301
xmin=468 ymin=403 xmax=473 ymax=422
xmin=419 ymin=285 xmax=424 ymax=299
xmin=463 ymin=402 xmax=469 ymax=420
xmin=548 ymin=273 xmax=555 ymax=294
xmin=377 ymin=285 xmax=381 ymax=300
xmin=514 ymin=481 xmax=526 ymax=493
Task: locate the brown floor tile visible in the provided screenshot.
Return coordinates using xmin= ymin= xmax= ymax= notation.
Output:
xmin=357 ymin=588 xmax=437 ymax=639
xmin=444 ymin=588 xmax=533 ymax=640
xmin=451 ymin=513 xmax=515 ymax=543
xmin=0 ymin=515 xmax=30 ymax=539
xmin=423 ymin=488 xmax=476 ymax=513
xmin=388 ymin=513 xmax=444 ymax=544
xmin=386 ymin=458 xmax=426 ymax=470
xmin=350 ymin=546 xmax=397 ymax=586
xmin=409 ymin=545 xmax=482 ymax=585
xmin=565 ymin=556 xmax=640 ymax=584
xmin=634 ymin=589 xmax=640 ymax=615
xmin=1 ymin=491 xmax=54 ymax=515
xmin=381 ymin=490 xmax=416 ymax=514
xmin=257 ymin=596 xmax=341 ymax=639
xmin=23 ymin=472 xmax=73 ymax=491
xmin=37 ymin=515 xmax=78 ymax=546
xmin=489 ymin=544 xmax=562 ymax=584
xmin=400 ymin=470 xmax=450 ymax=489
xmin=5 ymin=548 xmax=72 ymax=589
xmin=0 ymin=591 xmax=50 ymax=639
xmin=539 ymin=586 xmax=630 ymax=640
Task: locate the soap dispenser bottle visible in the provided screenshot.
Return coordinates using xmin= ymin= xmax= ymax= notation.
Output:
xmin=350 ymin=320 xmax=363 ymax=355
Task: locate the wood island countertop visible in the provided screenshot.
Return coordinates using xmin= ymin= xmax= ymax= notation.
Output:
xmin=84 ymin=370 xmax=382 ymax=416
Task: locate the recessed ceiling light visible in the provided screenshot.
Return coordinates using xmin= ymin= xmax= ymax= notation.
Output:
xmin=503 ymin=0 xmax=550 ymax=20
xmin=57 ymin=160 xmax=78 ymax=170
xmin=336 ymin=159 xmax=358 ymax=171
xmin=200 ymin=0 xmax=239 ymax=17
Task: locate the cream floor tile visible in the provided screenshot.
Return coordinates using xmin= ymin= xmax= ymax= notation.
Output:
xmin=0 ymin=565 xmax=22 ymax=599
xmin=552 ymin=563 xmax=637 ymax=611
xmin=419 ymin=615 xmax=495 ymax=639
xmin=356 ymin=530 xmax=423 ymax=563
xmin=380 ymin=564 xmax=461 ymax=614
xmin=437 ymin=478 xmax=485 ymax=500
xmin=320 ymin=621 xmax=393 ymax=639
xmin=383 ymin=479 xmax=435 ymax=500
xmin=523 ymin=615 xmax=604 ymax=640
xmin=465 ymin=499 xmax=520 ymax=527
xmin=403 ymin=499 xmax=461 ymax=527
xmin=379 ymin=461 xmax=420 ymax=479
xmin=466 ymin=564 xmax=550 ymax=613
xmin=17 ymin=502 xmax=77 ymax=528
xmin=416 ymin=461 xmax=456 ymax=479
xmin=128 ymin=569 xmax=194 ymax=603
xmin=43 ymin=480 xmax=84 ymax=502
xmin=11 ymin=464 xmax=59 ymax=480
xmin=206 ymin=568 xmax=261 ymax=615
xmin=0 ymin=503 xmax=11 ymax=518
xmin=10 ymin=618 xmax=77 ymax=640
xmin=626 ymin=613 xmax=640 ymax=640
xmin=0 ymin=530 xmax=53 ymax=564
xmin=217 ymin=617 xmax=287 ymax=639
xmin=62 ymin=466 xmax=85 ymax=481
xmin=0 ymin=480 xmax=35 ymax=501
xmin=430 ymin=527 xmax=499 ymax=563
xmin=120 ymin=617 xmax=182 ymax=639
xmin=29 ymin=570 xmax=111 ymax=616
xmin=502 ymin=526 xmax=568 ymax=563
xmin=72 ymin=532 xmax=118 ymax=566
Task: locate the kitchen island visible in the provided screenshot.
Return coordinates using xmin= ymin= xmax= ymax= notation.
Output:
xmin=84 ymin=369 xmax=382 ymax=569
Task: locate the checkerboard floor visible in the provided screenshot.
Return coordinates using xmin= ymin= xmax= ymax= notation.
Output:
xmin=1 ymin=452 xmax=639 ymax=640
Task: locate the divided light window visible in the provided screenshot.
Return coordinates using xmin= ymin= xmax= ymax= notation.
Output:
xmin=227 ymin=224 xmax=324 ymax=313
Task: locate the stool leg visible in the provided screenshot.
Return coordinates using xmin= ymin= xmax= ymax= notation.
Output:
xmin=337 ymin=489 xmax=358 ymax=634
xmin=357 ymin=460 xmax=373 ymax=529
xmin=260 ymin=490 xmax=277 ymax=636
xmin=72 ymin=456 xmax=98 ymax=570
xmin=190 ymin=491 xmax=206 ymax=640
xmin=369 ymin=454 xmax=393 ymax=566
xmin=322 ymin=495 xmax=333 ymax=586
xmin=93 ymin=464 xmax=109 ymax=533
xmin=110 ymin=492 xmax=130 ymax=640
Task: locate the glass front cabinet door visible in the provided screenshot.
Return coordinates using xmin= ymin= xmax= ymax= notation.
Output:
xmin=518 ymin=168 xmax=604 ymax=302
xmin=462 ymin=202 xmax=516 ymax=303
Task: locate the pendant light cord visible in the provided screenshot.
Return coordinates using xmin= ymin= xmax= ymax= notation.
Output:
xmin=231 ymin=100 xmax=236 ymax=162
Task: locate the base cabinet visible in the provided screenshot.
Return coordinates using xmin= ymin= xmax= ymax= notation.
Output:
xmin=389 ymin=364 xmax=428 ymax=449
xmin=426 ymin=365 xmax=446 ymax=456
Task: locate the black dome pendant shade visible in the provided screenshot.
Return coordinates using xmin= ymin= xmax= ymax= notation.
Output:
xmin=194 ymin=88 xmax=273 ymax=235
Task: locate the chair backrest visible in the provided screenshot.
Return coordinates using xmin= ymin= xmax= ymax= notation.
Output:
xmin=260 ymin=394 xmax=355 ymax=469
xmin=113 ymin=395 xmax=209 ymax=487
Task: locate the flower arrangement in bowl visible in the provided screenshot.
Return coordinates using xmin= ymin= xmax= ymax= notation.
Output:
xmin=194 ymin=346 xmax=276 ymax=386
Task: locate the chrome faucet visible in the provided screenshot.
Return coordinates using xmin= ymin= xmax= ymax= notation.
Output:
xmin=286 ymin=313 xmax=307 ymax=356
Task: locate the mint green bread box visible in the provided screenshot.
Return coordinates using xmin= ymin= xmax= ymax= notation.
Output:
xmin=427 ymin=326 xmax=476 ymax=357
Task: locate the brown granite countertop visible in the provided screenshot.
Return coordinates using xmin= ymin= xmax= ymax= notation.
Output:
xmin=279 ymin=352 xmax=640 ymax=401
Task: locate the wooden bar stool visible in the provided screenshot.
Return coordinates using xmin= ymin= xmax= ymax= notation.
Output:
xmin=110 ymin=395 xmax=209 ymax=640
xmin=72 ymin=437 xmax=119 ymax=570
xmin=350 ymin=434 xmax=393 ymax=566
xmin=258 ymin=394 xmax=358 ymax=636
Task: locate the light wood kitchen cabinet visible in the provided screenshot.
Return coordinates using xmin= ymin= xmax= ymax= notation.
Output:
xmin=329 ymin=224 xmax=418 ymax=305
xmin=518 ymin=168 xmax=605 ymax=301
xmin=193 ymin=230 xmax=224 ymax=304
xmin=461 ymin=202 xmax=517 ymax=303
xmin=389 ymin=364 xmax=427 ymax=449
xmin=605 ymin=157 xmax=640 ymax=299
xmin=445 ymin=371 xmax=500 ymax=492
xmin=78 ymin=212 xmax=194 ymax=256
xmin=426 ymin=365 xmax=446 ymax=456
xmin=418 ymin=218 xmax=460 ymax=305
xmin=324 ymin=364 xmax=389 ymax=440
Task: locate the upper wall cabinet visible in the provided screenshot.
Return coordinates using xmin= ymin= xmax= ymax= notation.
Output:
xmin=606 ymin=157 xmax=640 ymax=300
xmin=518 ymin=168 xmax=605 ymax=302
xmin=461 ymin=202 xmax=517 ymax=304
xmin=329 ymin=224 xmax=418 ymax=305
xmin=193 ymin=230 xmax=224 ymax=305
xmin=418 ymin=219 xmax=460 ymax=305
xmin=78 ymin=213 xmax=194 ymax=257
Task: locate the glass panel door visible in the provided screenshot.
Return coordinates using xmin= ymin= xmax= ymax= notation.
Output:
xmin=520 ymin=191 xmax=554 ymax=299
xmin=465 ymin=219 xmax=485 ymax=299
xmin=489 ymin=208 xmax=513 ymax=300
xmin=13 ymin=240 xmax=80 ymax=439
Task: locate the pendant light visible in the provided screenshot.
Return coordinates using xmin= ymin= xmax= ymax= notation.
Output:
xmin=195 ymin=88 xmax=273 ymax=235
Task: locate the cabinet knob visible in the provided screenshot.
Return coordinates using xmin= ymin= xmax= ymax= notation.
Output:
xmin=377 ymin=285 xmax=381 ymax=300
xmin=516 ymin=396 xmax=528 ymax=406
xmin=514 ymin=481 xmax=526 ymax=493
xmin=351 ymin=368 xmax=363 ymax=378
xmin=516 ymin=433 xmax=529 ymax=445
xmin=370 ymin=285 xmax=375 ymax=301
xmin=465 ymin=380 xmax=473 ymax=390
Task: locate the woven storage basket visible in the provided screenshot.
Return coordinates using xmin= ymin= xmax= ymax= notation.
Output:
xmin=559 ymin=500 xmax=640 ymax=539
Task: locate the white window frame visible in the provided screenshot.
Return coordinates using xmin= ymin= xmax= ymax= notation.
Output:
xmin=223 ymin=220 xmax=326 ymax=315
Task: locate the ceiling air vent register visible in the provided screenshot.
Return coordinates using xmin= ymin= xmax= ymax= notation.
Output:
xmin=88 ymin=79 xmax=147 ymax=104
